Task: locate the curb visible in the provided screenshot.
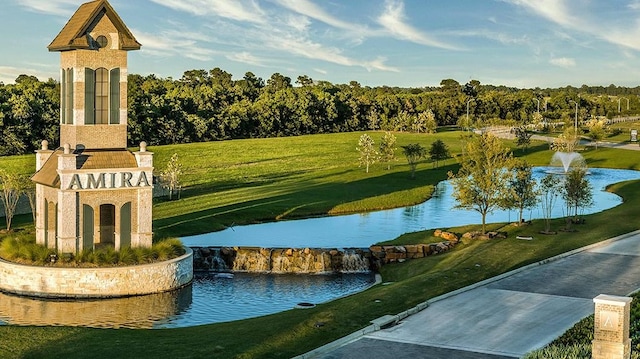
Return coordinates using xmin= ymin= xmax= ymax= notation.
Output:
xmin=293 ymin=229 xmax=640 ymax=359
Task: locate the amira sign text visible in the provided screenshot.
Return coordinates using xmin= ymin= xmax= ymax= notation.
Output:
xmin=66 ymin=171 xmax=152 ymax=190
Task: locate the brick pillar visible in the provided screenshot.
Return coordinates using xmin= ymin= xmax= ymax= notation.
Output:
xmin=592 ymin=294 xmax=632 ymax=359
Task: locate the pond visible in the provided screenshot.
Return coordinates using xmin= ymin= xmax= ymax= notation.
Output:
xmin=0 ymin=272 xmax=375 ymax=329
xmin=1 ymin=167 xmax=638 ymax=329
xmin=182 ymin=167 xmax=640 ymax=248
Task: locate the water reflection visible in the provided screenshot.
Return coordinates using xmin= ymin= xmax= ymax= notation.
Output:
xmin=0 ymin=286 xmax=192 ymax=329
xmin=0 ymin=272 xmax=375 ymax=328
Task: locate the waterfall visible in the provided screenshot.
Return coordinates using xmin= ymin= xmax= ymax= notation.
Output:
xmin=341 ymin=250 xmax=370 ymax=273
xmin=192 ymin=247 xmax=371 ymax=274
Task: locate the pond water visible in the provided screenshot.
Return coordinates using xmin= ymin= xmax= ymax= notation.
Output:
xmin=182 ymin=167 xmax=640 ymax=248
xmin=1 ymin=167 xmax=638 ymax=329
xmin=0 ymin=272 xmax=375 ymax=329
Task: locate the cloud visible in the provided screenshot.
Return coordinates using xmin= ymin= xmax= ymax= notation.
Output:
xmin=377 ymin=0 xmax=459 ymax=50
xmin=452 ymin=29 xmax=527 ymax=45
xmin=151 ymin=0 xmax=400 ymax=73
xmin=505 ymin=0 xmax=640 ymax=51
xmin=262 ymin=31 xmax=394 ymax=71
xmin=148 ymin=0 xmax=266 ymax=24
xmin=133 ymin=29 xmax=217 ymax=61
xmin=226 ymin=52 xmax=267 ymax=67
xmin=549 ymin=57 xmax=576 ymax=68
xmin=274 ymin=0 xmax=365 ymax=33
xmin=15 ymin=0 xmax=77 ymax=16
xmin=503 ymin=0 xmax=576 ymax=27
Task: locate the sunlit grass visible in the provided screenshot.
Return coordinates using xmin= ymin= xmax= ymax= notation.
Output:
xmin=1 ymin=131 xmax=640 ymax=358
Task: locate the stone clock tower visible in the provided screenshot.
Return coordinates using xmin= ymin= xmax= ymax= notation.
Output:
xmin=32 ymin=0 xmax=153 ymax=254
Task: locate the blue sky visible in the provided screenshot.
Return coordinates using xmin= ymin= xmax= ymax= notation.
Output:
xmin=2 ymin=0 xmax=640 ymax=88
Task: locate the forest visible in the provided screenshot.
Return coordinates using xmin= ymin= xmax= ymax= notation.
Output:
xmin=1 ymin=68 xmax=640 ymax=156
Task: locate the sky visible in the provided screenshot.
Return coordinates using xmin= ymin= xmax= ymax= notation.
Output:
xmin=2 ymin=0 xmax=640 ymax=88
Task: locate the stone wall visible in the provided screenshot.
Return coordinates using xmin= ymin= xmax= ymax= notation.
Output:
xmin=0 ymin=248 xmax=193 ymax=298
xmin=369 ymin=230 xmax=460 ymax=269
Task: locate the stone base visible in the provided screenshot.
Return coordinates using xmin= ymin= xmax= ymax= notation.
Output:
xmin=592 ymin=339 xmax=630 ymax=359
xmin=0 ymin=248 xmax=193 ymax=298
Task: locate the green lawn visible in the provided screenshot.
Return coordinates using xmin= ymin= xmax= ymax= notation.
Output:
xmin=1 ymin=131 xmax=640 ymax=358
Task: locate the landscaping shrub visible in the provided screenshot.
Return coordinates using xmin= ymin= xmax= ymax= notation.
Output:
xmin=0 ymin=234 xmax=185 ymax=267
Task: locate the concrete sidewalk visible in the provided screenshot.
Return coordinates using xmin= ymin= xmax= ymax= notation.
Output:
xmin=301 ymin=231 xmax=640 ymax=359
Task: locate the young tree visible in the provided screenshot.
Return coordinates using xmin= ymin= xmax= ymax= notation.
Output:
xmin=539 ymin=174 xmax=561 ymax=234
xmin=357 ymin=134 xmax=378 ymax=173
xmin=428 ymin=139 xmax=450 ymax=168
xmin=513 ymin=126 xmax=532 ymax=152
xmin=562 ymin=168 xmax=593 ymax=230
xmin=457 ymin=114 xmax=472 ymax=132
xmin=0 ymin=170 xmax=25 ymax=231
xmin=414 ymin=110 xmax=437 ymax=134
xmin=448 ymin=133 xmax=513 ymax=234
xmin=550 ymin=126 xmax=580 ymax=153
xmin=160 ymin=153 xmax=183 ymax=200
xmin=531 ymin=111 xmax=544 ymax=129
xmin=378 ymin=131 xmax=397 ymax=170
xmin=584 ymin=117 xmax=607 ymax=149
xmin=401 ymin=143 xmax=426 ymax=179
xmin=503 ymin=159 xmax=538 ymax=224
xmin=21 ymin=175 xmax=36 ymax=222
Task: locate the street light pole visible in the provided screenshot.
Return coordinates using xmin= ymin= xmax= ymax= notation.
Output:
xmin=619 ymin=98 xmax=622 ymax=113
xmin=617 ymin=98 xmax=630 ymax=112
xmin=466 ymin=98 xmax=475 ymax=131
xmin=570 ymin=100 xmax=578 ymax=137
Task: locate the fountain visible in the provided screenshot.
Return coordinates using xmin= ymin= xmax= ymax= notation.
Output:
xmin=550 ymin=152 xmax=586 ymax=173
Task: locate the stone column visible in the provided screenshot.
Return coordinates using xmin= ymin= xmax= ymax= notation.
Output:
xmin=57 ymin=144 xmax=78 ymax=254
xmin=134 ymin=142 xmax=153 ymax=248
xmin=35 ymin=140 xmax=53 ymax=246
xmin=592 ymin=294 xmax=632 ymax=359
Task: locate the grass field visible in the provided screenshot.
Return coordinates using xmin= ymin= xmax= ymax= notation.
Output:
xmin=1 ymin=130 xmax=640 ymax=358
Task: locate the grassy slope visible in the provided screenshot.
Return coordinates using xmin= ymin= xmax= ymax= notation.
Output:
xmin=146 ymin=131 xmax=464 ymax=238
xmin=1 ymin=132 xmax=640 ymax=358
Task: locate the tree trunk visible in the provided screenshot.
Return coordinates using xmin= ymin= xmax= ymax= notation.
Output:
xmin=519 ymin=207 xmax=524 ymax=224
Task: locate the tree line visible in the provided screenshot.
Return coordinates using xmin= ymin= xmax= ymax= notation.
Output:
xmin=2 ymin=70 xmax=640 ymax=155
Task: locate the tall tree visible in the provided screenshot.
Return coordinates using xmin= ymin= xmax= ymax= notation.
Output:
xmin=357 ymin=134 xmax=377 ymax=173
xmin=449 ymin=133 xmax=514 ymax=234
xmin=401 ymin=143 xmax=426 ymax=179
xmin=378 ymin=131 xmax=397 ymax=170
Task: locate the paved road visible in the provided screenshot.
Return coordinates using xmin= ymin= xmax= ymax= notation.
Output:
xmin=486 ymin=126 xmax=640 ymax=151
xmin=301 ymin=231 xmax=640 ymax=359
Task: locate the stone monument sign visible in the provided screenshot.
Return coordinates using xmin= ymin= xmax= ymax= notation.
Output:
xmin=592 ymin=294 xmax=632 ymax=359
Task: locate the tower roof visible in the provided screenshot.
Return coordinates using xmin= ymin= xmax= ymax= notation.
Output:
xmin=48 ymin=0 xmax=141 ymax=52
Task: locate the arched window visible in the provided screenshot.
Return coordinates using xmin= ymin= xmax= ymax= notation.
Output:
xmin=84 ymin=67 xmax=120 ymax=125
xmin=95 ymin=68 xmax=109 ymax=124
